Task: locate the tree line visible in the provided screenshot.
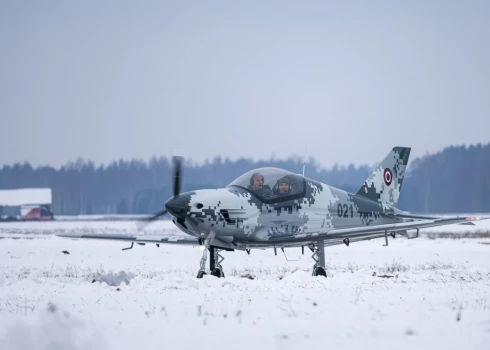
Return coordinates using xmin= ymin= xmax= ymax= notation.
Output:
xmin=0 ymin=143 xmax=489 ymax=215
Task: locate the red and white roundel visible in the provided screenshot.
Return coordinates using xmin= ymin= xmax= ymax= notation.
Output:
xmin=384 ymin=168 xmax=393 ymax=186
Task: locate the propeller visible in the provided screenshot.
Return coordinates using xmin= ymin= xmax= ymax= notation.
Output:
xmin=172 ymin=155 xmax=182 ymax=198
xmin=136 ymin=155 xmax=184 ymax=231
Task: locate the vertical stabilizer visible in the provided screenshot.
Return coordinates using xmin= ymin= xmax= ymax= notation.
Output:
xmin=355 ymin=147 xmax=411 ymax=210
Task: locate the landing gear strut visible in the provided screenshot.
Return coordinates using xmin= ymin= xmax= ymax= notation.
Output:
xmin=196 ymin=246 xmax=224 ymax=279
xmin=196 ymin=248 xmax=207 ymax=279
xmin=209 ymin=246 xmax=225 ymax=278
xmin=311 ymin=239 xmax=327 ymax=277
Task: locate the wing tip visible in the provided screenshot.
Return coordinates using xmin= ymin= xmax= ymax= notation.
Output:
xmin=466 ymin=216 xmax=490 ymax=222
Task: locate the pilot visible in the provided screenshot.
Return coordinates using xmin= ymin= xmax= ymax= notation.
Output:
xmin=248 ymin=173 xmax=273 ymax=198
xmin=249 ymin=173 xmax=264 ymax=191
xmin=277 ymin=177 xmax=292 ymax=196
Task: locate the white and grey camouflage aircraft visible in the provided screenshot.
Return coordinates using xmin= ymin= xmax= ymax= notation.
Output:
xmin=59 ymin=147 xmax=489 ymax=278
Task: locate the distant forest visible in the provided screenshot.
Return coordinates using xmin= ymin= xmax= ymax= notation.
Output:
xmin=0 ymin=143 xmax=489 ymax=215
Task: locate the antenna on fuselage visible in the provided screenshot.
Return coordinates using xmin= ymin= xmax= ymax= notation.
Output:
xmin=302 ymin=142 xmax=307 ymax=177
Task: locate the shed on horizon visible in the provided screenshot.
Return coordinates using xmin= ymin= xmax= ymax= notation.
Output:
xmin=0 ymin=188 xmax=53 ymax=220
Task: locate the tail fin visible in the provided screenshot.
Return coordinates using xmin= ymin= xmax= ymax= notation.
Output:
xmin=355 ymin=147 xmax=411 ymax=210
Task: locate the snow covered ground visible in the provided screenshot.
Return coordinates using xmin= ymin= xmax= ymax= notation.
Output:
xmin=1 ymin=219 xmax=490 ymax=350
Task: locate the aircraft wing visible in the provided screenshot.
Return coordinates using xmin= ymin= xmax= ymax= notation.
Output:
xmin=267 ymin=215 xmax=489 ymax=245
xmin=58 ymin=215 xmax=489 ymax=250
xmin=57 ymin=233 xmax=239 ymax=250
xmin=57 ymin=233 xmax=199 ymax=246
xmin=325 ymin=215 xmax=489 ymax=238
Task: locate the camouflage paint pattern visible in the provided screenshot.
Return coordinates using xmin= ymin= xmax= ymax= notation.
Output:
xmin=172 ymin=147 xmax=412 ymax=248
xmin=355 ymin=147 xmax=411 ymax=210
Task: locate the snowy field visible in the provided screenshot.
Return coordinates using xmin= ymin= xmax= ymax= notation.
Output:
xmin=1 ymin=218 xmax=490 ymax=350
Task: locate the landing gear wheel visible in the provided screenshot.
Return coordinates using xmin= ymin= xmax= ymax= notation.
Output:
xmin=211 ymin=268 xmax=224 ymax=278
xmin=312 ymin=266 xmax=327 ymax=277
xmin=197 ymin=270 xmax=206 ymax=279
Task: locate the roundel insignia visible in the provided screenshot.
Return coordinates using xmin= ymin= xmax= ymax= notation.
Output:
xmin=384 ymin=168 xmax=392 ymax=186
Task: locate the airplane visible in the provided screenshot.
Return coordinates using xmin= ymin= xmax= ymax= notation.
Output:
xmin=59 ymin=147 xmax=489 ymax=278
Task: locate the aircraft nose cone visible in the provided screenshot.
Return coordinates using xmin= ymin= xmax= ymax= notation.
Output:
xmin=165 ymin=195 xmax=190 ymax=219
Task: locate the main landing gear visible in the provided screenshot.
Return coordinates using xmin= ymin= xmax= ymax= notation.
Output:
xmin=310 ymin=239 xmax=327 ymax=277
xmin=196 ymin=246 xmax=225 ymax=279
xmin=195 ymin=241 xmax=328 ymax=279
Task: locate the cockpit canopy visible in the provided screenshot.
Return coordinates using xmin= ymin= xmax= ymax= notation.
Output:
xmin=227 ymin=167 xmax=305 ymax=202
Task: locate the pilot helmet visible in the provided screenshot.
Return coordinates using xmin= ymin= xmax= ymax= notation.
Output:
xmin=278 ymin=176 xmax=291 ymax=185
xmin=277 ymin=176 xmax=292 ymax=192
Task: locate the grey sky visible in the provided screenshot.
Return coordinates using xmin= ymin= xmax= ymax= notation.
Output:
xmin=1 ymin=1 xmax=489 ymax=170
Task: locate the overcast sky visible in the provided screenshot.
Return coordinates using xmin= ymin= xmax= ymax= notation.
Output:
xmin=1 ymin=1 xmax=489 ymax=170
